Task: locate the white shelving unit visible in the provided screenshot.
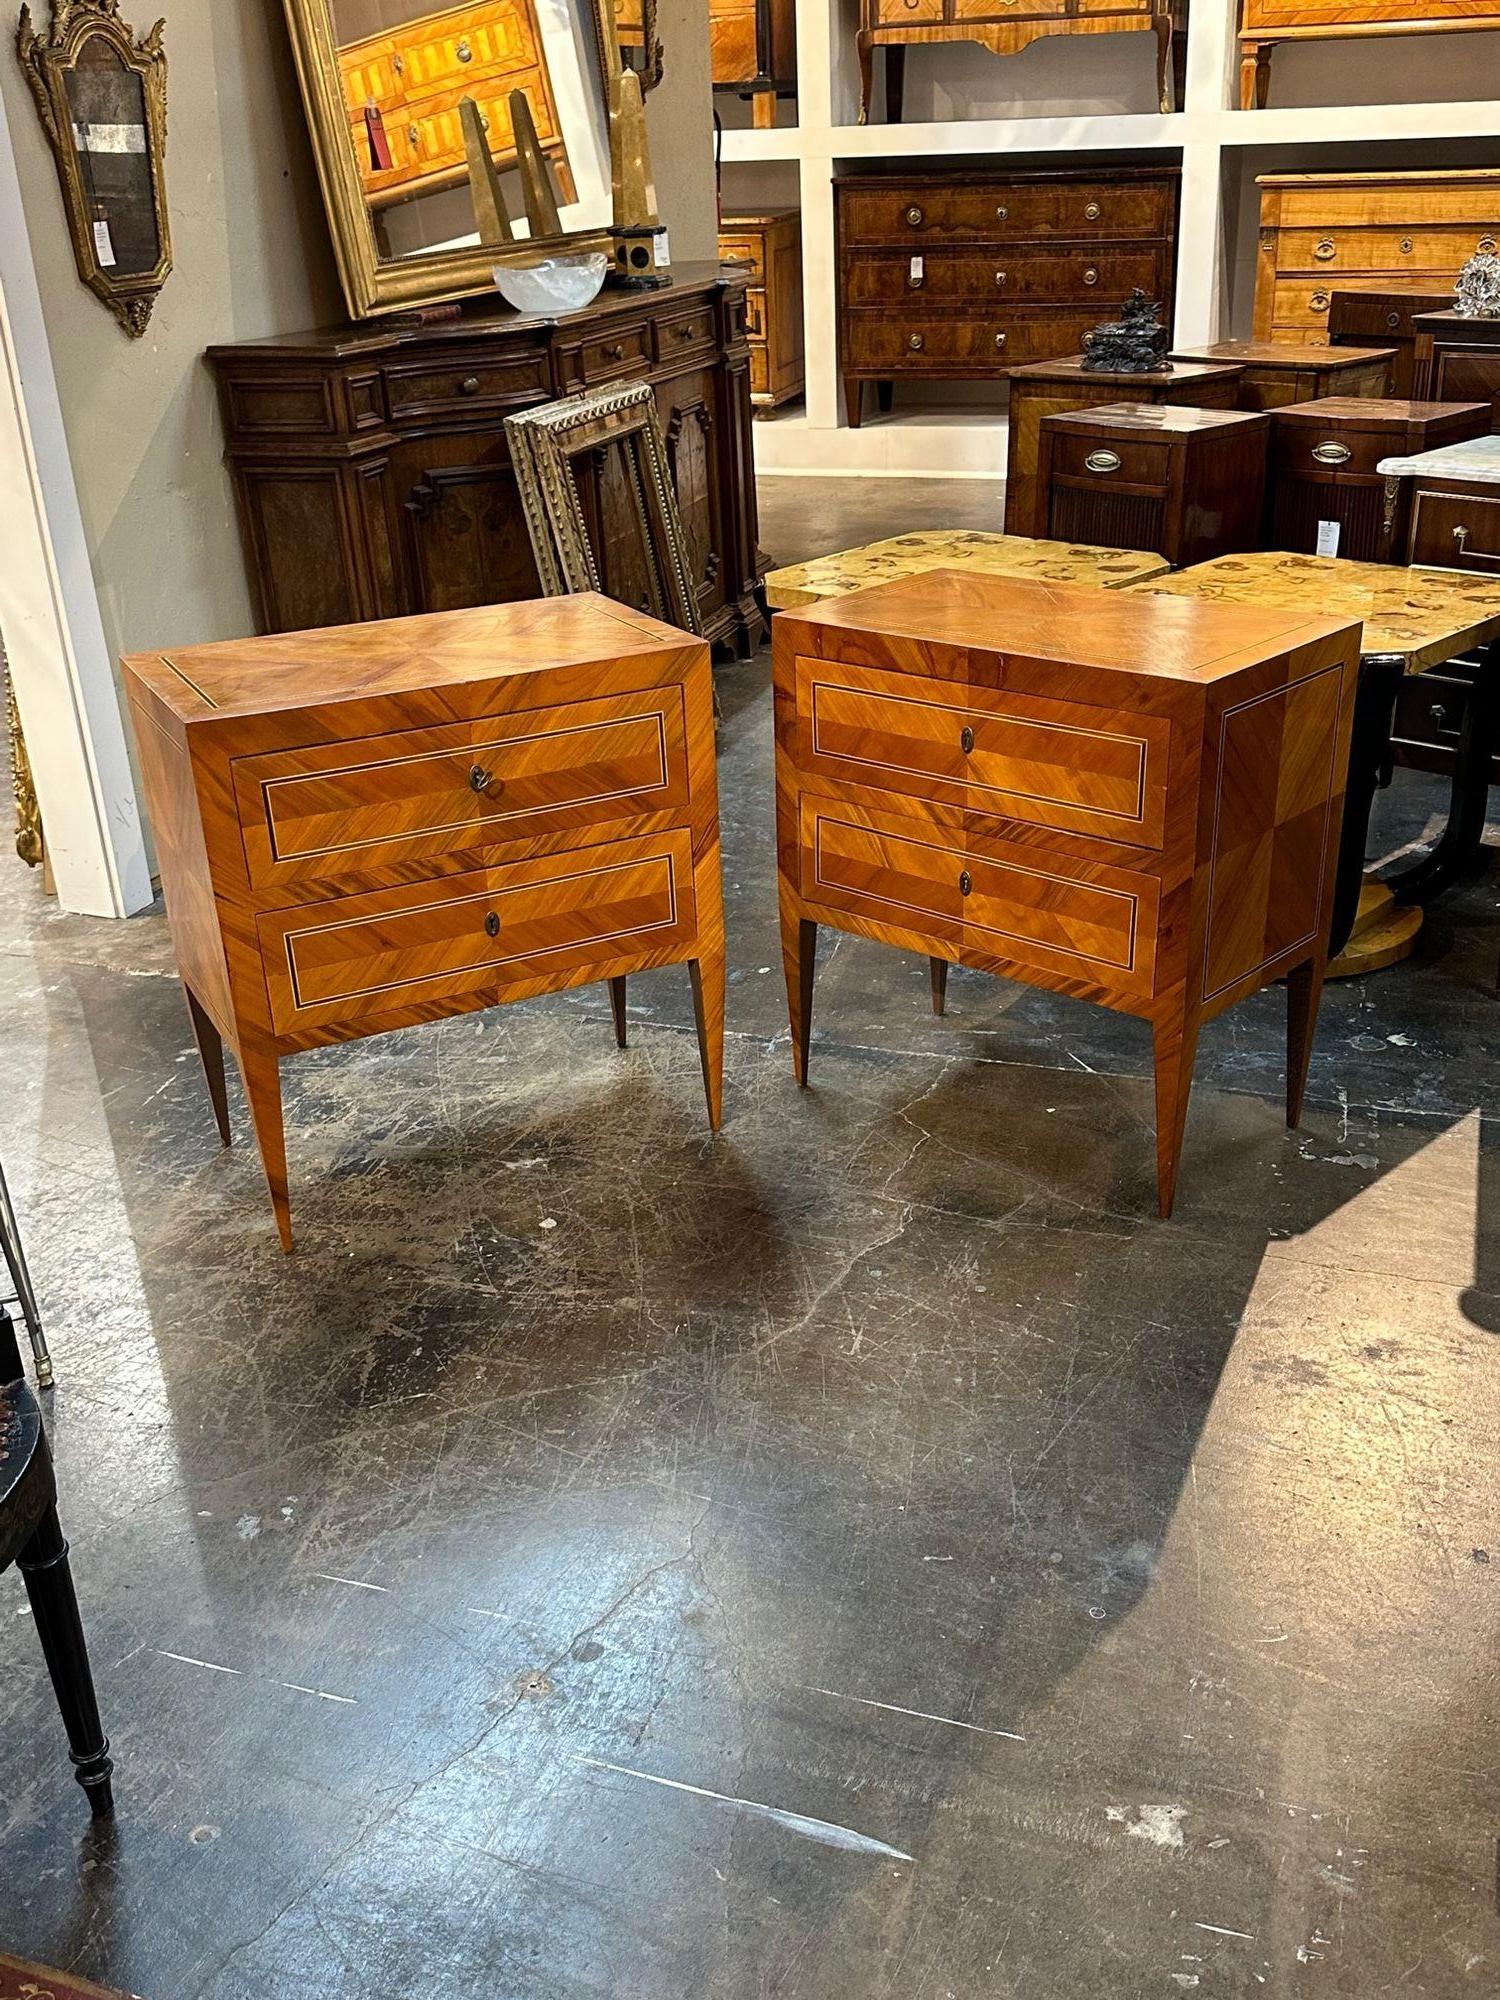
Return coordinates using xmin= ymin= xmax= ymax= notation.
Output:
xmin=718 ymin=0 xmax=1500 ymax=478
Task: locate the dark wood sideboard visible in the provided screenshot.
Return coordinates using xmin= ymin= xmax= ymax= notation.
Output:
xmin=207 ymin=263 xmax=764 ymax=656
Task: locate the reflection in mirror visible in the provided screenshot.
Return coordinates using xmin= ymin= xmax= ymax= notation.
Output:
xmin=62 ymin=44 xmax=160 ymax=277
xmin=328 ymin=0 xmax=612 ymax=267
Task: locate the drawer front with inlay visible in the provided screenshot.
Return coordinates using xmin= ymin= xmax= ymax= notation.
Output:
xmin=795 ymin=657 xmax=1169 ymax=848
xmin=1409 ymin=488 xmax=1500 ymax=571
xmin=259 ymin=831 xmax=695 ymax=1034
xmin=800 ymin=800 xmax=964 ymax=950
xmin=843 ymin=248 xmax=1163 ymax=309
xmin=1048 ymin=431 xmax=1173 ymax=489
xmin=233 ymin=689 xmax=689 ymax=891
xmin=383 ymin=354 xmax=548 ymax=419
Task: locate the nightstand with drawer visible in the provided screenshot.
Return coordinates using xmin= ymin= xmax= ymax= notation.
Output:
xmin=123 ymin=595 xmax=726 ymax=1249
xmin=774 ymin=569 xmax=1360 ymax=1216
xmin=1329 ymin=290 xmax=1452 ymax=399
xmin=1035 ymin=403 xmax=1269 ymax=568
xmin=1268 ymin=397 xmax=1490 ymax=563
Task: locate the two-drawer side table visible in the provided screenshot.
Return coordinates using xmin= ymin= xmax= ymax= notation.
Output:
xmin=774 ymin=570 xmax=1361 ymax=1216
xmin=124 ymin=596 xmax=726 ymax=1249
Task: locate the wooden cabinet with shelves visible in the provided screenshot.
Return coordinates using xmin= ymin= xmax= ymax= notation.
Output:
xmin=835 ymin=168 xmax=1180 ymax=429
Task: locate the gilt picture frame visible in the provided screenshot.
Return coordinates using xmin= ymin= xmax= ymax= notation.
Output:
xmin=16 ymin=0 xmax=171 ymax=337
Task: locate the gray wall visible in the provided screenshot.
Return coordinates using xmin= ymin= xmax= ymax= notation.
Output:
xmin=2 ymin=1 xmax=717 ymax=665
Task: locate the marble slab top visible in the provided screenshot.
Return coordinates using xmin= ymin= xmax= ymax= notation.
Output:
xmin=764 ymin=531 xmax=1169 ymax=611
xmin=1130 ymin=551 xmax=1500 ymax=672
xmin=1376 ymin=434 xmax=1500 ymax=486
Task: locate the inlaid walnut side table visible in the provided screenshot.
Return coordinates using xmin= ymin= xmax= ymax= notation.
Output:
xmin=124 ymin=596 xmax=725 ymax=1249
xmin=775 ymin=570 xmax=1361 ymax=1216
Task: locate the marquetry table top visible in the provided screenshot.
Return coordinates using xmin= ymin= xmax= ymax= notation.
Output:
xmin=763 ymin=531 xmax=1169 ymax=612
xmin=1131 ymin=551 xmax=1500 ymax=674
xmin=1377 ymin=433 xmax=1500 ymax=487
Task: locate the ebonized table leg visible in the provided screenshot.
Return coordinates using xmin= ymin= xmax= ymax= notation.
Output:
xmin=1328 ymin=652 xmax=1405 ymax=959
xmin=1386 ymin=637 xmax=1500 ymax=908
xmin=0 ymin=1159 xmax=50 ymax=1387
xmin=18 ymin=1503 xmax=114 ymax=1818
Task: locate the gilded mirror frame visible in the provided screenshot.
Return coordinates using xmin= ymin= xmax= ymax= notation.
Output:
xmin=281 ymin=0 xmax=621 ymax=320
xmin=602 ymin=0 xmax=662 ymax=93
xmin=16 ymin=0 xmax=171 ymax=338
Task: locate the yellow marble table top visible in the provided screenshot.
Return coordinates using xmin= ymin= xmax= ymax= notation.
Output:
xmin=764 ymin=531 xmax=1170 ymax=611
xmin=1130 ymin=551 xmax=1500 ymax=674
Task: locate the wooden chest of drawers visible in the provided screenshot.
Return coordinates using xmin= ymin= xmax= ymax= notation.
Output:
xmin=1169 ymin=339 xmax=1394 ymax=412
xmin=773 ymin=569 xmax=1360 ymax=1215
xmin=1413 ymin=308 xmax=1500 ymax=426
xmin=856 ymin=0 xmax=1184 ymax=123
xmin=337 ymin=0 xmax=570 ymax=209
xmin=836 ymin=169 xmax=1180 ymax=428
xmin=1328 ymin=289 xmax=1453 ymax=398
xmin=719 ymin=209 xmax=804 ymax=409
xmin=1004 ymin=357 xmax=1243 ymax=537
xmin=1269 ymin=397 xmax=1490 ymax=563
xmin=1240 ymin=0 xmax=1500 ymax=109
xmin=122 ymin=595 xmax=726 ymax=1250
xmin=1254 ymin=173 xmax=1500 ymax=348
xmin=1037 ymin=403 xmax=1269 ymax=567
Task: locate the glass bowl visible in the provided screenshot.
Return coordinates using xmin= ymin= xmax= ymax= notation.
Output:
xmin=493 ymin=252 xmax=609 ymax=316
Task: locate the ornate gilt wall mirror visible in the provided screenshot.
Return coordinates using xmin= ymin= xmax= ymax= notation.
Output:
xmin=16 ymin=0 xmax=171 ymax=337
xmin=609 ymin=0 xmax=661 ymax=92
xmin=282 ymin=0 xmax=635 ymax=319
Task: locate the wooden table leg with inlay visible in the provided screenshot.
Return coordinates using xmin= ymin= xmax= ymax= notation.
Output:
xmin=125 ymin=596 xmax=725 ymax=1250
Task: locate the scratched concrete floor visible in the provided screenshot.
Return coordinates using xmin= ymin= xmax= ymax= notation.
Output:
xmin=2 ymin=474 xmax=1499 ymax=1999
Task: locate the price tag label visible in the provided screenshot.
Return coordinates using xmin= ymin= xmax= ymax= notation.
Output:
xmin=93 ymin=217 xmax=116 ymax=269
xmin=1316 ymin=519 xmax=1340 ymax=557
xmin=653 ymin=229 xmax=671 ymax=267
xmin=909 ymin=255 xmax=924 ymax=284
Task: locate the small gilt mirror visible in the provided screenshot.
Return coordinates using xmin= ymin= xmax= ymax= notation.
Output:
xmin=283 ymin=0 xmax=641 ymax=319
xmin=609 ymin=0 xmax=661 ymax=92
xmin=16 ymin=0 xmax=171 ymax=337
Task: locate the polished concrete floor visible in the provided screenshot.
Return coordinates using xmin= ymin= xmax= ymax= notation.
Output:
xmin=2 ymin=476 xmax=1499 ymax=1998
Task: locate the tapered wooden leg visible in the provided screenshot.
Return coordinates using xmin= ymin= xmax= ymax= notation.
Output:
xmin=856 ymin=32 xmax=873 ymax=123
xmin=886 ymin=45 xmax=906 ymax=123
xmin=238 ymin=1041 xmax=292 ymax=1251
xmin=875 ymin=380 xmax=894 ymax=415
xmin=185 ymin=987 xmax=231 ymax=1148
xmin=929 ymin=957 xmax=949 ymax=1017
xmin=688 ymin=954 xmax=724 ymax=1131
xmin=609 ymin=975 xmax=628 ymax=1049
xmin=782 ymin=913 xmax=817 ymax=1087
xmin=1151 ymin=1006 xmax=1201 ymax=1220
xmin=1239 ymin=41 xmax=1271 ymax=108
xmin=1285 ymin=957 xmax=1325 ymax=1129
xmin=844 ymin=375 xmax=864 ymax=429
xmin=18 ymin=1504 xmax=113 ymax=1818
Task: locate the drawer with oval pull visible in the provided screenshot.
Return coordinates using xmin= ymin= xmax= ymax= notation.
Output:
xmin=793 ymin=656 xmax=1170 ymax=848
xmin=580 ymin=324 xmax=651 ymax=382
xmin=231 ymin=689 xmax=690 ymax=892
xmin=1270 ymin=424 xmax=1397 ymax=483
xmin=652 ymin=305 xmax=716 ymax=364
xmin=1409 ymin=488 xmax=1500 ymax=572
xmin=717 ymin=233 xmax=764 ymax=278
xmin=1047 ymin=429 xmax=1173 ymax=488
xmin=837 ymin=179 xmax=1173 ymax=247
xmin=382 ymin=352 xmax=549 ymax=420
xmin=257 ymin=829 xmax=696 ymax=1035
xmin=1277 ymin=227 xmax=1470 ymax=276
xmin=841 ymin=313 xmax=1095 ymax=372
xmin=841 ymin=247 xmax=1165 ymax=309
xmin=799 ymin=798 xmax=1158 ymax=993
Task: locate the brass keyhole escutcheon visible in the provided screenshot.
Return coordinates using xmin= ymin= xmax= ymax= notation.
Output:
xmin=960 ymin=726 xmax=975 ymax=754
xmin=469 ymin=764 xmax=493 ymax=793
xmin=1314 ymin=237 xmax=1335 ymax=261
xmin=905 ymin=205 xmax=924 ymax=227
xmin=993 ymin=331 xmax=1006 ymax=350
xmin=1083 ymin=267 xmax=1099 ymax=286
xmin=1400 ymin=237 xmax=1413 ymax=253
xmin=1387 ymin=312 xmax=1401 ymax=328
xmin=408 ymin=123 xmax=419 ymax=146
xmin=1310 ymin=290 xmax=1330 ymax=312
xmin=456 ymin=36 xmax=473 ymax=60
xmin=1084 ymin=201 xmax=1101 ymax=221
xmin=909 ymin=332 xmax=924 ymax=351
xmin=484 ymin=911 xmax=500 ymax=938
xmin=995 ymin=205 xmax=1009 ymax=221
xmin=994 ymin=269 xmax=1007 ymax=287
xmin=958 ymin=870 xmax=972 ymax=898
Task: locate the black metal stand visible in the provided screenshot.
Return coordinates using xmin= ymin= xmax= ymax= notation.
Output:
xmin=0 ymin=1155 xmax=50 ymax=1386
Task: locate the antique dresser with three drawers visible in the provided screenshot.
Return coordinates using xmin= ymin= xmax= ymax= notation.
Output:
xmin=835 ymin=167 xmax=1181 ymax=427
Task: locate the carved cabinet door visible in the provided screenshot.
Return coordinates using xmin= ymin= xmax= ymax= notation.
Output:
xmin=389 ymin=432 xmax=543 ymax=615
xmin=653 ymin=367 xmax=728 ymax=631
